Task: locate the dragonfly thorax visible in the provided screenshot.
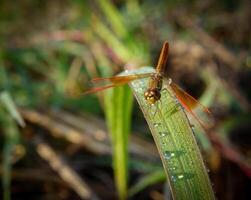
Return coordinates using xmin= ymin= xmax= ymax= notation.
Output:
xmin=144 ymin=73 xmax=163 ymax=105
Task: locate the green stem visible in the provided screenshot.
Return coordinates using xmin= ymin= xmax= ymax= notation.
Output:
xmin=104 ymin=85 xmax=133 ymax=200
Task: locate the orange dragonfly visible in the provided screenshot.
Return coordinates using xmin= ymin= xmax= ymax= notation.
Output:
xmin=81 ymin=41 xmax=212 ymax=127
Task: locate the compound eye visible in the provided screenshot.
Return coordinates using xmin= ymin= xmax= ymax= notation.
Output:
xmin=150 ymin=91 xmax=155 ymax=96
xmin=144 ymin=89 xmax=160 ymax=104
xmin=146 ymin=96 xmax=156 ymax=104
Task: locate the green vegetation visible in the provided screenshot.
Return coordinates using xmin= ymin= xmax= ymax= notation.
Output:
xmin=126 ymin=67 xmax=215 ymax=199
xmin=0 ymin=0 xmax=251 ymax=199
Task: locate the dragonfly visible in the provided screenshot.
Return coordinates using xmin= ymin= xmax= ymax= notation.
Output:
xmin=81 ymin=41 xmax=212 ymax=127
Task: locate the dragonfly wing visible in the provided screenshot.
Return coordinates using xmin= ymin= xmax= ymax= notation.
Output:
xmin=81 ymin=84 xmax=118 ymax=95
xmin=67 ymin=82 xmax=117 ymax=97
xmin=91 ymin=73 xmax=153 ymax=85
xmin=170 ymin=82 xmax=213 ymax=128
xmin=77 ymin=72 xmax=153 ymax=96
xmin=170 ymin=82 xmax=211 ymax=114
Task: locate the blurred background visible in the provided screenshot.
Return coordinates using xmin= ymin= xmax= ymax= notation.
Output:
xmin=0 ymin=0 xmax=251 ymax=199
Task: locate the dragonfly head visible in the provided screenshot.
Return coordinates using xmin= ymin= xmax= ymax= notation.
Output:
xmin=144 ymin=88 xmax=161 ymax=105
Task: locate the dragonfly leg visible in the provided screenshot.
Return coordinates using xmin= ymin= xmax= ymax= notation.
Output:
xmin=153 ymin=106 xmax=157 ymax=117
xmin=146 ymin=103 xmax=158 ymax=117
xmin=145 ymin=103 xmax=152 ymax=115
xmin=152 ymin=100 xmax=163 ymax=117
xmin=161 ymin=86 xmax=173 ymax=99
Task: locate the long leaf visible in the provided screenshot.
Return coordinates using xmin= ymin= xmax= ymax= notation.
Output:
xmin=123 ymin=67 xmax=215 ymax=200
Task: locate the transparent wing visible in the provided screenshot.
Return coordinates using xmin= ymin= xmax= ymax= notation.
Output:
xmin=91 ymin=72 xmax=153 ymax=85
xmin=81 ymin=72 xmax=153 ymax=95
xmin=170 ymin=82 xmax=213 ymax=128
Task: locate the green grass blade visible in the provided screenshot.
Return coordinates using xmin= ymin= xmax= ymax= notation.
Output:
xmin=0 ymin=92 xmax=21 ymax=200
xmin=0 ymin=92 xmax=25 ymax=127
xmin=97 ymin=0 xmax=127 ymax=38
xmin=129 ymin=169 xmax=165 ymax=197
xmin=104 ymin=85 xmax=133 ymax=200
xmin=91 ymin=16 xmax=131 ymax=61
xmin=123 ymin=67 xmax=215 ymax=200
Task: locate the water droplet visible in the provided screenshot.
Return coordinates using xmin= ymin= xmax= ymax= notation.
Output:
xmin=163 ymin=150 xmax=184 ymax=160
xmin=171 ymin=173 xmax=195 ymax=182
xmin=168 ymin=78 xmax=172 ymax=85
xmin=172 ymin=174 xmax=184 ymax=181
xmin=153 ymin=122 xmax=161 ymax=127
xmin=159 ymin=131 xmax=168 ymax=137
xmin=163 ymin=152 xmax=176 ymax=160
xmin=169 ymin=166 xmax=177 ymax=171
